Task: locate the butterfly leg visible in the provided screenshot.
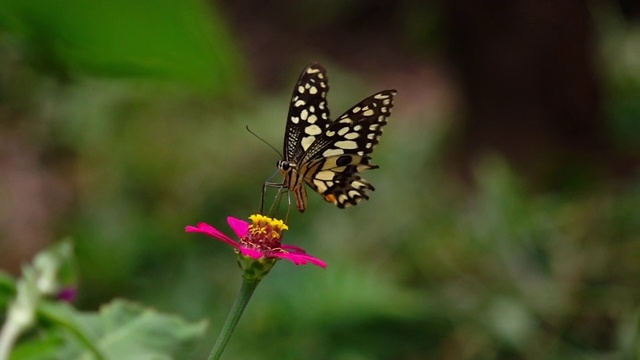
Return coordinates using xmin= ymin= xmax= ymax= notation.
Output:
xmin=260 ymin=181 xmax=270 ymax=214
xmin=273 ymin=187 xmax=290 ymax=223
xmin=285 ymin=190 xmax=292 ymax=224
xmin=260 ymin=181 xmax=294 ymax=224
xmin=261 ymin=181 xmax=285 ymax=215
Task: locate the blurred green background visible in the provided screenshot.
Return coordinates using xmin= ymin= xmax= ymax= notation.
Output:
xmin=1 ymin=0 xmax=639 ymax=359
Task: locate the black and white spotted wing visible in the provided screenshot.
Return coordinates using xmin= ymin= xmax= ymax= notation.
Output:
xmin=277 ymin=63 xmax=396 ymax=212
xmin=283 ymin=63 xmax=331 ymax=165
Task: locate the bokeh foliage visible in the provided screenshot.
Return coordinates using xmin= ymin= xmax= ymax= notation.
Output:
xmin=1 ymin=1 xmax=639 ymax=359
xmin=0 ymin=0 xmax=242 ymax=91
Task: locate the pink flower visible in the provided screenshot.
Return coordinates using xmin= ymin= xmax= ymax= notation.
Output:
xmin=57 ymin=287 xmax=77 ymax=302
xmin=186 ymin=215 xmax=327 ymax=269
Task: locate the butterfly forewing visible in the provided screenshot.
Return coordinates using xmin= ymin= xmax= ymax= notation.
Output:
xmin=283 ymin=63 xmax=331 ymax=163
xmin=300 ymin=90 xmax=396 ymax=164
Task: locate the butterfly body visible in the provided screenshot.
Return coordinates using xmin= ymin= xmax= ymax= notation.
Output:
xmin=277 ymin=63 xmax=396 ymax=212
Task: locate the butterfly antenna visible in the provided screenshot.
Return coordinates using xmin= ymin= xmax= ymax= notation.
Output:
xmin=246 ymin=125 xmax=283 ymax=158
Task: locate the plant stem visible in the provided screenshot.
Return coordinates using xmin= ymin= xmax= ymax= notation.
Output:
xmin=0 ymin=298 xmax=34 ymax=360
xmin=0 ymin=315 xmax=21 ymax=360
xmin=208 ymin=277 xmax=259 ymax=360
xmin=0 ymin=280 xmax=36 ymax=360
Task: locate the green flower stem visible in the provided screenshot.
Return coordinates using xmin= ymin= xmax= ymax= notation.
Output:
xmin=208 ymin=277 xmax=260 ymax=360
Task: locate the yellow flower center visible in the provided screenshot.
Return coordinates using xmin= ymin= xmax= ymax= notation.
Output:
xmin=243 ymin=214 xmax=288 ymax=250
xmin=249 ymin=214 xmax=288 ymax=232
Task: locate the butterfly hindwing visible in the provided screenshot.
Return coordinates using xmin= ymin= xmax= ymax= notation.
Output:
xmin=303 ymin=154 xmax=377 ymax=208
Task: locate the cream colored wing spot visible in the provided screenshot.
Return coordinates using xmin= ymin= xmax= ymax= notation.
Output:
xmin=322 ymin=148 xmax=344 ymax=157
xmin=335 ymin=140 xmax=358 ymax=149
xmin=301 ymin=136 xmax=316 ymax=150
xmin=323 ymin=156 xmax=338 ymax=168
xmin=344 ymin=132 xmax=359 ymax=140
xmin=313 ymin=180 xmax=328 ymax=193
xmin=338 ymin=127 xmax=350 ymax=136
xmin=305 ymin=124 xmax=322 ymax=136
xmin=315 ymin=170 xmax=336 ymax=181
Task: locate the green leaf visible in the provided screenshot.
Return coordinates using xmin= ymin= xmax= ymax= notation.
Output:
xmin=0 ymin=271 xmax=16 ymax=310
xmin=40 ymin=299 xmax=207 ymax=360
xmin=10 ymin=331 xmax=65 ymax=360
xmin=0 ymin=0 xmax=243 ymax=92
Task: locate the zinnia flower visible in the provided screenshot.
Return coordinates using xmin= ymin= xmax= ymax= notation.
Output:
xmin=186 ymin=215 xmax=326 ymax=279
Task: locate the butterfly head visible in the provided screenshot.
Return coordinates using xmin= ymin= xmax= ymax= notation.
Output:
xmin=277 ymin=160 xmax=295 ymax=173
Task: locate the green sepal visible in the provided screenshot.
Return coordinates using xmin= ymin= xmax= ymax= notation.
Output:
xmin=236 ymin=254 xmax=277 ymax=282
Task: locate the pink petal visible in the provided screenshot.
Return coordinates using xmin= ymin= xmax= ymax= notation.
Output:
xmin=273 ymin=253 xmax=327 ymax=269
xmin=185 ymin=223 xmax=239 ymax=248
xmin=227 ymin=217 xmax=249 ymax=238
xmin=281 ymin=244 xmax=307 ymax=254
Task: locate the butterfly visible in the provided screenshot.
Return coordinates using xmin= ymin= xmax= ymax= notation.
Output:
xmin=267 ymin=63 xmax=396 ymax=213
